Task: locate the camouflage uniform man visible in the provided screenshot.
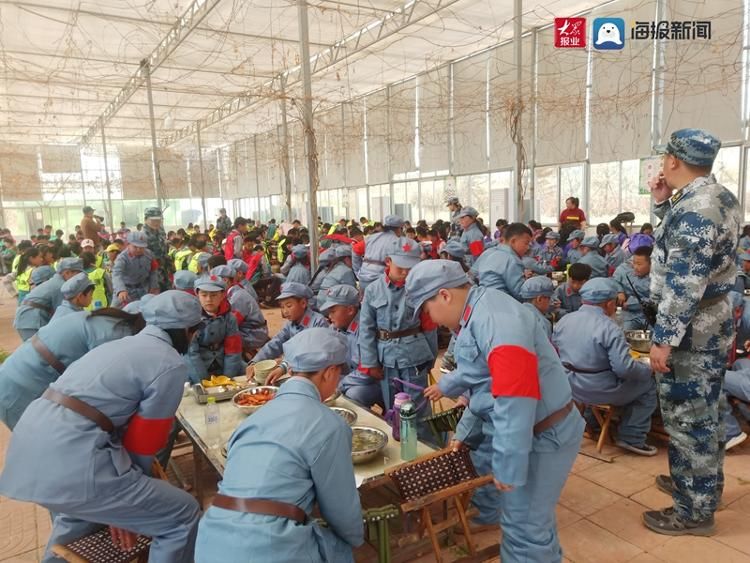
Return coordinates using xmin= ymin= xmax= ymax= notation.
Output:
xmin=143 ymin=207 xmax=173 ymax=292
xmin=216 ymin=208 xmax=232 ymax=235
xmin=644 ymin=129 xmax=741 ymax=536
xmin=446 ymin=197 xmax=463 ymax=240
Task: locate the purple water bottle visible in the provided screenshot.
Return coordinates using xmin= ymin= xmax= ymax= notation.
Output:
xmin=391 ymin=392 xmax=411 ymax=442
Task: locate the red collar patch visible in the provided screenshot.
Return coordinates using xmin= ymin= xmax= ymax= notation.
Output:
xmin=384 ymin=268 xmax=405 ymax=287
xmin=349 ymin=320 xmax=359 ymax=332
xmin=302 ymin=315 xmax=310 ymax=327
xmin=462 ymin=304 xmax=472 ymax=323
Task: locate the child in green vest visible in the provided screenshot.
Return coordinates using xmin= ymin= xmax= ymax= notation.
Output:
xmin=15 ymin=246 xmax=44 ymax=304
xmin=80 ymin=251 xmax=112 ymax=310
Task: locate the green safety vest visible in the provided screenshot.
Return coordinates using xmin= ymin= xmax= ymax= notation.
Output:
xmin=85 ymin=268 xmax=108 ymax=310
xmin=174 ymin=248 xmax=194 ymax=271
xmin=15 ymin=267 xmax=32 ymax=292
xmin=277 ymin=238 xmax=287 ymax=263
xmin=188 ymin=254 xmax=202 ymax=274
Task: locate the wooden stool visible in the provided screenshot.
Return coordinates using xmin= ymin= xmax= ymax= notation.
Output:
xmin=50 ymin=527 xmax=150 ymax=563
xmin=50 ymin=461 xmax=168 ymax=562
xmin=386 ymin=448 xmax=493 ymax=563
xmin=362 ymin=505 xmax=400 ymax=563
xmin=576 ymin=402 xmax=616 ymax=452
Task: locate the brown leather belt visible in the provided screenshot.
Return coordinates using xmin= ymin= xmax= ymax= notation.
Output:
xmin=363 ymin=258 xmax=385 ymax=266
xmin=211 ymin=494 xmax=307 ymax=524
xmin=377 ymin=326 xmax=422 ymax=340
xmin=533 ymin=400 xmax=574 ymax=436
xmin=31 ymin=335 xmax=66 ymax=375
xmin=23 ymin=300 xmax=52 ymax=316
xmin=42 ymin=388 xmax=114 ymax=433
xmin=562 ymin=362 xmax=608 ymax=375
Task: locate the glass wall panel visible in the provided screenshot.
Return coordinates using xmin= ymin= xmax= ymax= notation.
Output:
xmin=369 ymin=184 xmax=391 ymax=221
xmin=469 ymin=174 xmax=490 ymax=223
xmin=490 ymin=171 xmax=511 ymax=228
xmin=534 ymin=166 xmax=558 ymax=225
xmin=560 ymin=164 xmax=584 ymax=206
xmin=620 ymin=160 xmax=651 ymax=226
xmin=713 ymin=146 xmax=740 ymax=197
xmin=589 ymin=162 xmax=621 ymax=226
xmin=393 ymin=182 xmax=410 ymax=222
xmin=420 ymin=179 xmax=445 ymax=224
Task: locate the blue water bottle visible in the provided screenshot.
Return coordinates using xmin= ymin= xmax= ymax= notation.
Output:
xmin=399 ymin=401 xmax=418 ymax=461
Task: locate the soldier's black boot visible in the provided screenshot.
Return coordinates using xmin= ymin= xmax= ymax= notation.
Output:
xmin=642 ymin=507 xmax=716 ymax=536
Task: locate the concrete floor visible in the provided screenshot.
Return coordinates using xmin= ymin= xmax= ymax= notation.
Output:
xmin=0 ymin=294 xmax=749 ymax=562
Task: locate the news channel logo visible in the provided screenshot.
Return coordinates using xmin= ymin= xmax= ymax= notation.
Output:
xmin=592 ymin=18 xmax=625 ymax=50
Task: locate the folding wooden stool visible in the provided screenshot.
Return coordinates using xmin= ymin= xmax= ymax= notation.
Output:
xmin=50 ymin=461 xmax=168 ymax=562
xmin=50 ymin=528 xmax=151 ymax=563
xmin=385 ymin=448 xmax=493 ymax=563
xmin=576 ymin=401 xmax=617 ymax=452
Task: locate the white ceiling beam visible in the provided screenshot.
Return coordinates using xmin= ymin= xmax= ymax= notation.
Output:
xmin=7 ymin=76 xmax=237 ymax=98
xmin=80 ymin=0 xmax=223 ymax=145
xmin=1 ymin=49 xmax=276 ymax=79
xmin=162 ymin=0 xmax=463 ymax=146
xmin=0 ymin=1 xmax=330 ymax=47
xmin=0 ymin=92 xmax=219 ymax=111
xmin=0 ymin=109 xmax=195 ymax=122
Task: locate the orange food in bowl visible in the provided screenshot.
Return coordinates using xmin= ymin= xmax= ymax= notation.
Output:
xmin=235 ymin=389 xmax=275 ymax=406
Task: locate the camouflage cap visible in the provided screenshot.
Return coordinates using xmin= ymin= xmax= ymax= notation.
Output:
xmin=144 ymin=207 xmax=163 ymax=219
xmin=656 ymin=128 xmax=721 ymax=167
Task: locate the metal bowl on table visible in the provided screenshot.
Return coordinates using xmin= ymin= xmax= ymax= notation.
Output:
xmin=625 ymin=329 xmax=652 ymax=354
xmin=351 ymin=425 xmax=388 ymax=465
xmin=232 ymin=386 xmax=279 ymax=416
xmin=330 ymin=406 xmax=357 ymax=426
xmin=324 ymin=389 xmax=341 ymax=406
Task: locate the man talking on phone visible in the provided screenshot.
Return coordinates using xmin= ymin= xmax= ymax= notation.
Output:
xmin=644 ymin=129 xmax=740 ymax=536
